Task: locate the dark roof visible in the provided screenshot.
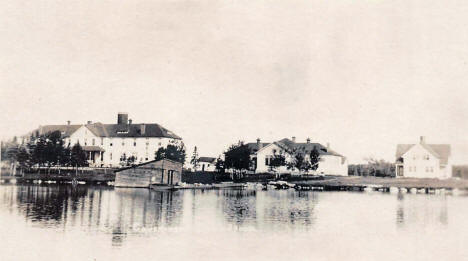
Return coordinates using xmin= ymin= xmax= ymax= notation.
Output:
xmin=199 ymin=157 xmax=216 ymax=163
xmin=276 ymin=138 xmax=344 ymax=157
xmin=246 ymin=142 xmax=270 ymax=153
xmin=115 ymin=158 xmax=182 ymax=172
xmin=396 ymin=143 xmax=451 ymax=165
xmin=37 ymin=125 xmax=82 ymax=138
xmin=36 ymin=122 xmax=181 ymax=139
xmin=249 ymin=138 xmax=344 ymax=157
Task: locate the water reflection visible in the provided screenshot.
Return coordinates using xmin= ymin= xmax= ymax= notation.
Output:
xmin=0 ymin=184 xmax=183 ymax=246
xmin=396 ymin=192 xmax=448 ymax=227
xmin=0 ymin=184 xmax=463 ymax=255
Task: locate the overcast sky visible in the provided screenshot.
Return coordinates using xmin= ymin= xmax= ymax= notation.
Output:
xmin=1 ymin=0 xmax=468 ymax=164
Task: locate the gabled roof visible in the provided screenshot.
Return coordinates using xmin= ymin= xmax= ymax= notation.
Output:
xmin=199 ymin=157 xmax=216 ymax=163
xmin=36 ymin=125 xmax=82 ymax=138
xmin=396 ymin=143 xmax=451 ymax=165
xmin=115 ymin=158 xmax=182 ymax=172
xmin=34 ymin=122 xmax=181 ymax=139
xmin=249 ymin=138 xmax=344 ymax=157
xmin=246 ymin=142 xmax=270 ymax=153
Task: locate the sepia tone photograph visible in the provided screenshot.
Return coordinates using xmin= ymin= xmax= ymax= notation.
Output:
xmin=1 ymin=1 xmax=468 ymax=260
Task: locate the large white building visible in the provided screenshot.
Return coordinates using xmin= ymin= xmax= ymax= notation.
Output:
xmin=31 ymin=113 xmax=182 ymax=167
xmin=395 ymin=136 xmax=451 ymax=179
xmin=247 ymin=137 xmax=348 ymax=176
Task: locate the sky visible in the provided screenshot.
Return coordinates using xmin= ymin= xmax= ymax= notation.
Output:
xmin=1 ymin=0 xmax=468 ymax=164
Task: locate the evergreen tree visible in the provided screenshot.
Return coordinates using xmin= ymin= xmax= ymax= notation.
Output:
xmin=309 ymin=146 xmax=321 ymax=171
xmin=70 ymin=143 xmax=88 ymax=168
xmin=190 ymin=146 xmax=200 ymax=171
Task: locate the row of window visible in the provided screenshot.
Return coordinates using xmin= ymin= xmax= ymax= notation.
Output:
xmin=67 ymin=138 xmax=164 ymax=147
xmin=408 ymin=166 xmax=435 ymax=172
xmin=412 ymin=155 xmax=431 ymax=160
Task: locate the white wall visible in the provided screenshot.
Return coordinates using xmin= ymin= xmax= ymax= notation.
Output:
xmin=255 ymin=143 xmax=348 ymax=175
xmin=67 ymin=125 xmax=180 ymax=167
xmin=401 ymin=144 xmax=445 ymax=178
xmin=316 ymin=155 xmax=348 ymax=176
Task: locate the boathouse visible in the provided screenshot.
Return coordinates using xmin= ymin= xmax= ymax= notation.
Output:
xmin=114 ymin=159 xmax=182 ymax=188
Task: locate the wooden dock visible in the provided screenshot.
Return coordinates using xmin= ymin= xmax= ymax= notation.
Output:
xmin=293 ymin=176 xmax=468 ymax=194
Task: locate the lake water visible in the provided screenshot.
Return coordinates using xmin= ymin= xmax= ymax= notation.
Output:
xmin=1 ymin=184 xmax=467 ymax=261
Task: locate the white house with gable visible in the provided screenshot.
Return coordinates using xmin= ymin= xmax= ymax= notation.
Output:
xmin=247 ymin=137 xmax=348 ymax=176
xmin=395 ymin=136 xmax=451 ymax=179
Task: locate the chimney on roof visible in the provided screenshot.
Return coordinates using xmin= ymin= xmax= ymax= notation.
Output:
xmin=327 ymin=142 xmax=330 ymax=150
xmin=292 ymin=136 xmax=296 ymax=143
xmin=87 ymin=121 xmax=92 ymax=124
xmin=306 ymin=138 xmax=310 ymax=144
xmin=128 ymin=119 xmax=132 ymax=125
xmin=67 ymin=120 xmax=70 ymax=126
xmin=141 ymin=124 xmax=146 ymax=135
xmin=117 ymin=112 xmax=128 ymax=125
xmin=420 ymin=136 xmax=426 ymax=144
xmin=257 ymin=138 xmax=263 ymax=150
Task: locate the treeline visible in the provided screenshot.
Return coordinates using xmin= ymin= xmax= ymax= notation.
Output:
xmin=1 ymin=131 xmax=88 ymax=172
xmin=348 ymin=158 xmax=395 ymax=177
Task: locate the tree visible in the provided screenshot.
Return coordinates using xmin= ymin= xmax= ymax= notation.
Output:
xmin=215 ymin=157 xmax=225 ymax=173
xmin=224 ymin=142 xmax=251 ymax=173
xmin=190 ymin=146 xmax=200 ymax=171
xmin=16 ymin=146 xmax=32 ymax=171
xmin=364 ymin=157 xmax=395 ymax=177
xmin=154 ymin=143 xmax=186 ymax=164
xmin=70 ymin=143 xmax=88 ymax=168
xmin=268 ymin=153 xmax=286 ymax=172
xmin=309 ymin=146 xmax=321 ymax=171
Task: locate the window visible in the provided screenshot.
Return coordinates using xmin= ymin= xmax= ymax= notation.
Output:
xmin=110 ymin=143 xmax=113 ymax=146
xmin=110 ymin=153 xmax=112 ymax=160
xmin=84 ymin=139 xmax=87 ymax=146
xmin=424 ymin=155 xmax=430 ymax=160
xmin=92 ymin=138 xmax=95 ymax=145
xmin=265 ymin=157 xmax=269 ymax=166
xmin=122 ymin=139 xmax=125 ymax=146
xmin=134 ymin=141 xmax=137 ymax=146
xmin=101 ymin=138 xmax=104 ymax=145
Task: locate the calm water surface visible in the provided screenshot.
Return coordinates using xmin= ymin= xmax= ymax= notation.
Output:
xmin=1 ymin=184 xmax=467 ymax=261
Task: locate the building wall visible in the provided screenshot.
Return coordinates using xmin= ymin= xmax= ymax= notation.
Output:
xmin=316 ymin=155 xmax=348 ymax=176
xmin=200 ymin=162 xmax=216 ymax=172
xmin=400 ymin=144 xmax=444 ymax=178
xmin=66 ymin=125 xmax=179 ymax=167
xmin=255 ymin=143 xmax=348 ymax=175
xmin=255 ymin=144 xmax=288 ymax=173
xmin=115 ymin=159 xmax=182 ymax=188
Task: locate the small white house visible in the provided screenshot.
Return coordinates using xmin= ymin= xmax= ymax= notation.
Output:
xmin=395 ymin=136 xmax=451 ymax=179
xmin=247 ymin=137 xmax=348 ymax=176
xmin=198 ymin=157 xmax=217 ymax=172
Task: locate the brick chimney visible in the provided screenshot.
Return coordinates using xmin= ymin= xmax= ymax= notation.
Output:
xmin=292 ymin=136 xmax=296 ymax=143
xmin=128 ymin=119 xmax=132 ymax=125
xmin=87 ymin=121 xmax=92 ymax=124
xmin=117 ymin=112 xmax=128 ymax=125
xmin=67 ymin=120 xmax=70 ymax=126
xmin=420 ymin=136 xmax=426 ymax=144
xmin=306 ymin=138 xmax=310 ymax=144
xmin=257 ymin=138 xmax=263 ymax=150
